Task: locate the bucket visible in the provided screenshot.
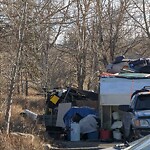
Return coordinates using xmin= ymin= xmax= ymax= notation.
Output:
xmin=70 ymin=122 xmax=80 ymax=141
xmin=87 ymin=131 xmax=99 ymax=140
xmin=100 ymin=129 xmax=111 ymax=141
xmin=113 ymin=130 xmax=122 ymax=140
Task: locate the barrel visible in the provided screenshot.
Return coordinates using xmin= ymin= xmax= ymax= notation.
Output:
xmin=70 ymin=122 xmax=80 ymax=141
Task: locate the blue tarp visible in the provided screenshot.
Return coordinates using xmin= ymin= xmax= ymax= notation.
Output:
xmin=63 ymin=106 xmax=98 ymax=127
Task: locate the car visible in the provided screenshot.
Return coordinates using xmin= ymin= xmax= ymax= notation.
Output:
xmin=103 ymin=134 xmax=150 ymax=150
xmin=119 ymin=86 xmax=150 ymax=141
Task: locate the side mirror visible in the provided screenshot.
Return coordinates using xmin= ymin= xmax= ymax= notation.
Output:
xmin=119 ymin=105 xmax=132 ymax=112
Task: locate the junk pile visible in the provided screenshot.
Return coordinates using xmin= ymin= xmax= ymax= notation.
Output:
xmin=44 ymin=87 xmax=98 ymax=112
xmin=20 ymin=87 xmax=99 ymax=141
xmin=106 ymin=56 xmax=150 ymax=74
xmin=101 ymin=56 xmax=150 ymax=142
xmin=20 ymin=106 xmax=100 ymax=141
xmin=63 ymin=106 xmax=100 ymax=141
xmin=44 ymin=87 xmax=99 ymax=140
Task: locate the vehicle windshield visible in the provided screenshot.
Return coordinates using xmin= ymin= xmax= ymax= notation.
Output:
xmin=135 ymin=94 xmax=150 ymax=110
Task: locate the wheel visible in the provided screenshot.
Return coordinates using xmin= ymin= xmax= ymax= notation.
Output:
xmin=122 ymin=125 xmax=135 ymax=142
xmin=127 ymin=128 xmax=135 ymax=142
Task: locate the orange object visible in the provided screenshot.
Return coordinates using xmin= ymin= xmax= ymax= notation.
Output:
xmin=100 ymin=72 xmax=116 ymax=77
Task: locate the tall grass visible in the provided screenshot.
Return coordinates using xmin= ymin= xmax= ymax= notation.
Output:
xmin=0 ymin=133 xmax=44 ymax=150
xmin=0 ymin=88 xmax=50 ymax=150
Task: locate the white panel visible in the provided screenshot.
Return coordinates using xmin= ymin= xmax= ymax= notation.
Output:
xmin=56 ymin=103 xmax=72 ymax=128
xmin=100 ymin=77 xmax=150 ymax=105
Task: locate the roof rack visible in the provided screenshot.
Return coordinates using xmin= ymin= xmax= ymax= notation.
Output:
xmin=131 ymin=86 xmax=150 ymax=98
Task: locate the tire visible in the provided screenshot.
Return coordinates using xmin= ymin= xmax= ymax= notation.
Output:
xmin=127 ymin=128 xmax=135 ymax=142
xmin=122 ymin=126 xmax=134 ymax=142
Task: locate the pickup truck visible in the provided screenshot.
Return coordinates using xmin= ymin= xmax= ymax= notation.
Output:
xmin=119 ymin=86 xmax=150 ymax=142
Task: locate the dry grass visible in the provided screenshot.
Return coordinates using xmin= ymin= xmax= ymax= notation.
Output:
xmin=0 ymin=88 xmax=52 ymax=150
xmin=0 ymin=133 xmax=44 ymax=150
xmin=13 ymin=94 xmax=45 ymax=115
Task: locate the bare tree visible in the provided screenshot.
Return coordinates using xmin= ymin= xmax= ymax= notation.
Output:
xmin=61 ymin=0 xmax=95 ymax=90
xmin=1 ymin=0 xmax=149 ymax=100
xmin=126 ymin=0 xmax=150 ymax=56
xmin=3 ymin=0 xmax=28 ymax=133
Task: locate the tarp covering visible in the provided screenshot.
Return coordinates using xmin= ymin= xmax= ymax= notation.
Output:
xmin=106 ymin=56 xmax=150 ymax=74
xmin=63 ymin=106 xmax=98 ymax=127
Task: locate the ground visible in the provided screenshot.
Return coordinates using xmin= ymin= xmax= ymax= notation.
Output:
xmin=51 ymin=140 xmax=120 ymax=149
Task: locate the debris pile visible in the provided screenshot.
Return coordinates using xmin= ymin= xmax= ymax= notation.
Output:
xmin=106 ymin=56 xmax=150 ymax=74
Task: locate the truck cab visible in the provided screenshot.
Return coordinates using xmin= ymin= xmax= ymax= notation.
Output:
xmin=119 ymin=86 xmax=150 ymax=141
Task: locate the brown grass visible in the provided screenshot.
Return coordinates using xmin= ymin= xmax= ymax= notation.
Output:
xmin=13 ymin=94 xmax=45 ymax=114
xmin=0 ymin=89 xmax=51 ymax=150
xmin=0 ymin=133 xmax=44 ymax=150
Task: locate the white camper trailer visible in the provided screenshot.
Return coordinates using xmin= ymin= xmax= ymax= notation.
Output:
xmin=99 ymin=73 xmax=150 ymax=129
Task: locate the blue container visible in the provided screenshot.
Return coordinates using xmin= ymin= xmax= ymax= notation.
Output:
xmin=70 ymin=122 xmax=80 ymax=141
xmin=87 ymin=131 xmax=99 ymax=140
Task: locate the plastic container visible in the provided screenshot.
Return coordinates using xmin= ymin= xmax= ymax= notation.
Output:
xmin=70 ymin=122 xmax=80 ymax=141
xmin=111 ymin=121 xmax=122 ymax=129
xmin=112 ymin=112 xmax=120 ymax=120
xmin=100 ymin=129 xmax=112 ymax=141
xmin=113 ymin=130 xmax=122 ymax=140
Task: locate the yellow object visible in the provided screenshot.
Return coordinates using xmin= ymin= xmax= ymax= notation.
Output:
xmin=50 ymin=95 xmax=59 ymax=104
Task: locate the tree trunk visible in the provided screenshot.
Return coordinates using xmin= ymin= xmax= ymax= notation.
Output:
xmin=25 ymin=72 xmax=28 ymax=96
xmin=4 ymin=0 xmax=27 ymax=134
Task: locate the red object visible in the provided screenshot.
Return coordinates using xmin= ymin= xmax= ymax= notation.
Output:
xmin=100 ymin=72 xmax=116 ymax=77
xmin=100 ymin=129 xmax=111 ymax=140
